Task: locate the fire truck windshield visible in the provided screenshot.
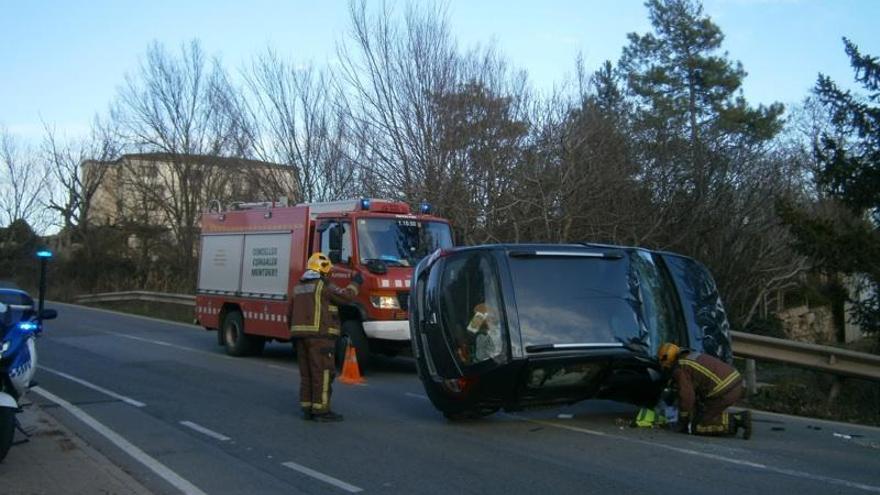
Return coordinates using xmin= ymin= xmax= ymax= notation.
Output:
xmin=357 ymin=218 xmax=452 ymax=267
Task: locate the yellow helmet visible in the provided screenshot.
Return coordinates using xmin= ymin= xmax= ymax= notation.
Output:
xmin=657 ymin=342 xmax=681 ymax=369
xmin=307 ymin=252 xmax=332 ymax=274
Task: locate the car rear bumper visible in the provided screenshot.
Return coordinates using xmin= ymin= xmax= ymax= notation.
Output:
xmin=363 ymin=320 xmax=410 ymax=341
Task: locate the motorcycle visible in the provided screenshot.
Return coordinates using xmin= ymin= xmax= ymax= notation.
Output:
xmin=0 ymin=299 xmax=56 ymax=462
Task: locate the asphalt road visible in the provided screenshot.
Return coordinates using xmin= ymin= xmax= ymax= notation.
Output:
xmin=23 ymin=302 xmax=880 ymax=494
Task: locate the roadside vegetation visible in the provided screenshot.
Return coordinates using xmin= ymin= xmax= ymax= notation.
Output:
xmin=743 ymin=358 xmax=880 ymax=427
xmin=1 ymin=1 xmax=878 ymax=421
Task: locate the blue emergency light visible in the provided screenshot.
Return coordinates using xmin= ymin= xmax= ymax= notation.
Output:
xmin=36 ymin=250 xmax=53 ymax=258
xmin=360 ymin=198 xmax=371 ymax=210
xmin=420 ymin=202 xmax=432 ymax=214
xmin=18 ymin=321 xmax=38 ymax=331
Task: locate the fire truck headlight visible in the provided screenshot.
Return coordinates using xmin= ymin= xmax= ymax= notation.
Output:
xmin=370 ymin=296 xmax=400 ymax=309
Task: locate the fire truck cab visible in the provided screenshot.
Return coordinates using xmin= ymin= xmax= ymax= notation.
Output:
xmin=195 ymin=198 xmax=453 ymax=370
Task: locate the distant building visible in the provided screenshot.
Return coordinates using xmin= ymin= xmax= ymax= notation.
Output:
xmin=82 ymin=153 xmax=299 ymax=228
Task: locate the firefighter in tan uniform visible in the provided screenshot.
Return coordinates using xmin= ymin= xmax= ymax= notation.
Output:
xmin=291 ymin=253 xmax=362 ymax=422
xmin=658 ymin=342 xmax=752 ymax=439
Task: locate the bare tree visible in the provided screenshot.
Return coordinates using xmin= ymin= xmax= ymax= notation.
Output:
xmin=42 ymin=117 xmax=121 ymax=235
xmin=336 ymin=0 xmax=460 ymax=201
xmin=111 ymin=40 xmax=247 ymax=285
xmin=337 ymin=1 xmax=532 ymax=244
xmin=0 ymin=126 xmax=50 ymax=231
xmin=237 ymin=49 xmax=357 ymax=202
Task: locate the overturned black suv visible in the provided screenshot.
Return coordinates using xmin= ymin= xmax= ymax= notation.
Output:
xmin=409 ymin=244 xmax=733 ymax=419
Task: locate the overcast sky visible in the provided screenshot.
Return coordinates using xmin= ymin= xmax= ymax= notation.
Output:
xmin=2 ymin=0 xmax=877 ymax=142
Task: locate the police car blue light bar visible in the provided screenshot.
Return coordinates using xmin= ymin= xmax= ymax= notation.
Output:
xmin=36 ymin=250 xmax=53 ymax=258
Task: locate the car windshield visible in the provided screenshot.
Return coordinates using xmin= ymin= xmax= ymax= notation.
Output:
xmin=508 ymin=254 xmax=640 ymax=348
xmin=0 ymin=291 xmax=33 ymax=308
xmin=357 ymin=218 xmax=453 ymax=267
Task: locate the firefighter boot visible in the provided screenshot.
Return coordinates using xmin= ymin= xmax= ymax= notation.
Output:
xmin=733 ymin=411 xmax=752 ymax=440
xmin=312 ymin=411 xmax=344 ymax=423
xmin=301 ymin=408 xmax=313 ymax=421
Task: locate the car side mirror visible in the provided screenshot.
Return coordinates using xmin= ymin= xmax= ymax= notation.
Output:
xmin=364 ymin=259 xmax=387 ymax=274
xmin=41 ymin=309 xmax=58 ymax=320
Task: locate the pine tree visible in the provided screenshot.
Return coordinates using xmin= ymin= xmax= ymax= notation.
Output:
xmin=620 ymin=0 xmax=783 ymax=205
xmin=808 ymin=39 xmax=880 ymax=337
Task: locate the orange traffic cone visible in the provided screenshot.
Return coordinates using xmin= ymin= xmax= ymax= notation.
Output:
xmin=339 ymin=342 xmax=365 ymax=385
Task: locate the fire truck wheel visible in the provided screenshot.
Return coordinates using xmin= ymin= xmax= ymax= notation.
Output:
xmin=334 ymin=335 xmax=349 ymax=371
xmin=222 ymin=310 xmax=253 ymax=357
xmin=342 ymin=320 xmax=372 ymax=373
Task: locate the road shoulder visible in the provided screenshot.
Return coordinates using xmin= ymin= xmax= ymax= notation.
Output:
xmin=0 ymin=398 xmax=153 ymax=495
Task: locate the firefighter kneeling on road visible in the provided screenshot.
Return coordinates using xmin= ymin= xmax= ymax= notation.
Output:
xmin=291 ymin=252 xmax=362 ymax=422
xmin=658 ymin=342 xmax=752 ymax=439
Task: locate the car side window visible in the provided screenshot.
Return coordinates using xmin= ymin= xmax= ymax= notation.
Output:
xmin=320 ymin=222 xmax=352 ymax=264
xmin=438 ymin=252 xmax=505 ymax=366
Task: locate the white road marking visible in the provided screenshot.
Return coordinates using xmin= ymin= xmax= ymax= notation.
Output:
xmin=108 ymin=332 xmax=236 ymax=361
xmin=54 ymin=301 xmax=300 ymax=375
xmin=268 ymin=364 xmax=290 ymax=371
xmin=112 ymin=333 xmax=180 ymax=349
xmin=39 ymin=366 xmax=146 ymax=408
xmin=180 ymin=421 xmax=231 ymax=441
xmin=282 ymin=461 xmax=363 ymax=493
xmin=515 ymin=416 xmax=880 ymax=494
xmin=32 ymin=387 xmax=208 ymax=495
xmin=404 ymin=392 xmax=429 ymax=400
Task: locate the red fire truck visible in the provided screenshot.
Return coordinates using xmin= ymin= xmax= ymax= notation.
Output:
xmin=194 ymin=198 xmax=453 ymax=370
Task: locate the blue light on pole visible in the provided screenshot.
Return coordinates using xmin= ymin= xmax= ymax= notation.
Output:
xmin=36 ymin=250 xmax=53 ymax=258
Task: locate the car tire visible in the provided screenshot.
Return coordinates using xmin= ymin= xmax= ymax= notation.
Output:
xmin=222 ymin=311 xmax=253 ymax=357
xmin=341 ymin=320 xmax=371 ymax=374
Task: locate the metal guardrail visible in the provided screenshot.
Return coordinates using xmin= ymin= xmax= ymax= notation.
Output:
xmin=731 ymin=330 xmax=880 ymax=381
xmin=72 ymin=291 xmax=879 ymax=381
xmin=75 ymin=291 xmax=195 ymax=307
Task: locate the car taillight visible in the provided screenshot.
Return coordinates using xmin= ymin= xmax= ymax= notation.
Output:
xmin=442 ymin=376 xmax=478 ymax=395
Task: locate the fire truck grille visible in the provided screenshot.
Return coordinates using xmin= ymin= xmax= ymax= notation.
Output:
xmin=397 ymin=291 xmax=410 ymax=312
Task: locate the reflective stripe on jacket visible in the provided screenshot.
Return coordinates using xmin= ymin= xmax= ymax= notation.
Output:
xmin=672 ymin=352 xmax=742 ymax=416
xmin=290 ymin=278 xmax=358 ymax=339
